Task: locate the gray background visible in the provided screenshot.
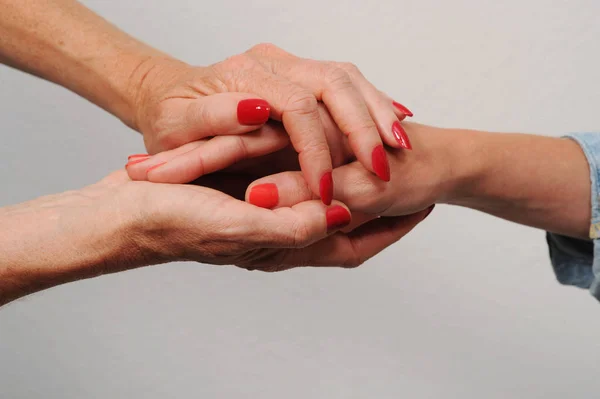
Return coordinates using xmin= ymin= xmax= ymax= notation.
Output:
xmin=1 ymin=0 xmax=599 ymax=397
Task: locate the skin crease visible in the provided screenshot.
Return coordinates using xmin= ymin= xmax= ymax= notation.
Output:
xmin=0 ymin=0 xmax=593 ymax=306
xmin=130 ymin=103 xmax=592 ymax=240
xmin=246 ymin=122 xmax=592 ymax=240
xmin=0 ymin=0 xmax=420 ymax=305
xmin=0 ymin=170 xmax=431 ymax=306
xmin=0 ymin=0 xmax=414 ymax=202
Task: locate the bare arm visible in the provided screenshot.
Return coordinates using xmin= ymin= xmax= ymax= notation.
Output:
xmin=247 ymin=123 xmax=593 ymax=239
xmin=0 ymin=0 xmax=175 ymax=128
xmin=444 ymin=128 xmax=591 ymax=239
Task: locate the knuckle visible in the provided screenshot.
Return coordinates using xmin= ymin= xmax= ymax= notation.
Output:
xmin=290 ymin=219 xmax=312 ymax=248
xmin=339 ymin=62 xmax=361 ymax=76
xmin=248 ymin=42 xmax=280 ymax=56
xmin=219 ymin=53 xmax=256 ymax=73
xmin=325 ymin=67 xmax=353 ymax=89
xmin=301 ymin=139 xmax=330 ymax=159
xmin=285 ymin=90 xmax=318 ymax=115
xmin=195 ymin=101 xmax=220 ymax=129
xmin=232 ymin=136 xmax=249 ymax=162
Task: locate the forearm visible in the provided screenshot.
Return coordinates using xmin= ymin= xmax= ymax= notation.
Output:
xmin=445 ymin=128 xmax=590 ymax=239
xmin=0 ymin=0 xmax=181 ymax=128
xmin=0 ymin=190 xmax=139 ymax=306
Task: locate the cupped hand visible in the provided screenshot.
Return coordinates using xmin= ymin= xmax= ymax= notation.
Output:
xmin=89 ymin=170 xmax=429 ymax=272
xmin=129 ymin=43 xmax=413 ymax=204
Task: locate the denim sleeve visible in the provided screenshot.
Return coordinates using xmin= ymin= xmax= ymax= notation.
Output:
xmin=547 ymin=133 xmax=600 ymax=301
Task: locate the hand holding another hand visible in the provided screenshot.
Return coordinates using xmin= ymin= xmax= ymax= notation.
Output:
xmin=129 ymin=43 xmax=413 ymax=203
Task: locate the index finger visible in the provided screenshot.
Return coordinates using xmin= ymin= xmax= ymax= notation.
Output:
xmin=232 ymin=68 xmax=334 ymax=205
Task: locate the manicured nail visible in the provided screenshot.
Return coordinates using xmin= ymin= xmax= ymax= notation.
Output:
xmin=127 ymin=153 xmax=149 ymax=160
xmin=249 ymin=183 xmax=279 ymax=209
xmin=237 ymin=99 xmax=271 ymax=125
xmin=320 ymin=172 xmax=333 ymax=206
xmin=146 ymin=162 xmax=167 ymax=174
xmin=326 ymin=205 xmax=351 ymax=232
xmin=125 ymin=157 xmax=150 ymax=167
xmin=371 ymin=145 xmax=391 ymax=182
xmin=392 ymin=121 xmax=412 ymax=150
xmin=392 ymin=101 xmax=413 ymax=117
xmin=424 ymin=205 xmax=435 ymax=219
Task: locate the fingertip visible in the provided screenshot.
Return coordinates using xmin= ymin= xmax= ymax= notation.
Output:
xmin=392 ymin=121 xmax=412 ymax=150
xmin=392 ymin=101 xmax=414 ymax=118
xmin=237 ymin=98 xmax=271 ymax=125
xmin=326 ymin=204 xmax=352 ymax=233
xmin=319 ymin=171 xmax=334 ymax=205
xmin=248 ymin=183 xmax=279 ymax=209
xmin=371 ymin=145 xmax=391 ymax=182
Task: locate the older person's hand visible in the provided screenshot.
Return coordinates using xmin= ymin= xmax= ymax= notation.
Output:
xmin=129 ymin=44 xmax=413 ymax=204
xmin=0 ymin=168 xmax=431 ymax=306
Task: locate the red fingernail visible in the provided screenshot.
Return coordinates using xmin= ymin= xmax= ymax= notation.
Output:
xmin=392 ymin=101 xmax=413 ymax=117
xmin=392 ymin=121 xmax=412 ymax=150
xmin=237 ymin=99 xmax=271 ymax=125
xmin=146 ymin=162 xmax=167 ymax=174
xmin=326 ymin=205 xmax=351 ymax=232
xmin=424 ymin=205 xmax=435 ymax=219
xmin=249 ymin=183 xmax=279 ymax=209
xmin=372 ymin=145 xmax=391 ymax=182
xmin=320 ymin=172 xmax=333 ymax=206
xmin=125 ymin=156 xmax=150 ymax=167
xmin=128 ymin=153 xmax=149 ymax=160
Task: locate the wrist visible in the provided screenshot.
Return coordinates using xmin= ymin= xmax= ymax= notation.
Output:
xmin=433 ymin=128 xmax=490 ymax=205
xmin=402 ymin=123 xmax=487 ymax=206
xmin=124 ymin=55 xmax=190 ymax=132
xmin=0 ymin=183 xmax=149 ymax=305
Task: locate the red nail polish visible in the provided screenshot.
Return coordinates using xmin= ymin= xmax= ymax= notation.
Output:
xmin=326 ymin=205 xmax=351 ymax=232
xmin=125 ymin=157 xmax=150 ymax=167
xmin=237 ymin=99 xmax=271 ymax=125
xmin=128 ymin=153 xmax=149 ymax=160
xmin=392 ymin=101 xmax=413 ymax=117
xmin=392 ymin=121 xmax=412 ymax=150
xmin=146 ymin=162 xmax=167 ymax=174
xmin=249 ymin=183 xmax=279 ymax=209
xmin=320 ymin=172 xmax=333 ymax=206
xmin=371 ymin=145 xmax=391 ymax=182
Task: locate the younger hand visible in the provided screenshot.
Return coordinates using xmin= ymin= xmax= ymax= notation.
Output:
xmin=246 ymin=123 xmax=457 ymax=217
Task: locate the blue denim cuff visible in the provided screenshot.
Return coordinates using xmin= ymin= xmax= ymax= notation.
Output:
xmin=547 ymin=133 xmax=600 ymax=301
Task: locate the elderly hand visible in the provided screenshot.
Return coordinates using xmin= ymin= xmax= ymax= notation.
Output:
xmin=0 ymin=169 xmax=431 ymax=306
xmin=129 ymin=44 xmax=413 ymax=204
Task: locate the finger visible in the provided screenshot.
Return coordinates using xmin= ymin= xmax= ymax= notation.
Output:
xmin=275 ymin=208 xmax=432 ymax=269
xmin=155 ymin=92 xmax=272 ymax=149
xmin=246 ymin=161 xmax=389 ymax=214
xmin=246 ymin=171 xmax=313 ymax=209
xmin=271 ymin=59 xmax=390 ymax=182
xmin=344 ymin=69 xmax=414 ymax=150
xmin=234 ymin=69 xmax=334 ymax=205
xmin=250 ymin=200 xmax=353 ymax=249
xmin=126 ymin=124 xmax=289 ymax=183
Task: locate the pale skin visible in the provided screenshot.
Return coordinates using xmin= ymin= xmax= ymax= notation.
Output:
xmin=0 ymin=0 xmax=421 ymax=306
xmin=133 ymin=105 xmax=592 ymax=239
xmin=243 ymin=123 xmax=591 ymax=239
xmin=0 ymin=0 xmax=593 ymax=307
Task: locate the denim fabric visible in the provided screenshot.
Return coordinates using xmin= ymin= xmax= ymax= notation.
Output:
xmin=547 ymin=133 xmax=600 ymax=301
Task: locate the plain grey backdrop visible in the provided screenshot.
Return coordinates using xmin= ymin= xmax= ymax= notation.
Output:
xmin=1 ymin=0 xmax=599 ymax=397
